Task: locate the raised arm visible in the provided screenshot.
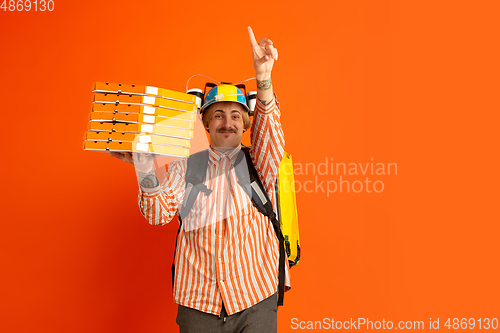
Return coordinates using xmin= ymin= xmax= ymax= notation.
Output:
xmin=247 ymin=27 xmax=285 ymax=199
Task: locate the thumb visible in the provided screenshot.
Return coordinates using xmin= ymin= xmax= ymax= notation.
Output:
xmin=255 ymin=54 xmax=271 ymax=67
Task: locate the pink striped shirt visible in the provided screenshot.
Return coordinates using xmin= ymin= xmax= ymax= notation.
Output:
xmin=137 ymin=97 xmax=290 ymax=316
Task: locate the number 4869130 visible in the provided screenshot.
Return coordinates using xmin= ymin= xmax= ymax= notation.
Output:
xmin=1 ymin=0 xmax=55 ymax=11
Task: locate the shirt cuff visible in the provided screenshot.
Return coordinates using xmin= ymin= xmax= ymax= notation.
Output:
xmin=254 ymin=94 xmax=277 ymax=115
xmin=139 ymin=185 xmax=161 ymax=197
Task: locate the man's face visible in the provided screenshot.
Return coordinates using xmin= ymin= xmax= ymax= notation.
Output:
xmin=205 ymin=101 xmax=246 ymax=149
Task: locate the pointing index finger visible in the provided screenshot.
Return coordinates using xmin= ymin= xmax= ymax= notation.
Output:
xmin=247 ymin=26 xmax=258 ymax=47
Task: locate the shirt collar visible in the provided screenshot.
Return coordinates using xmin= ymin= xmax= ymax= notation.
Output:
xmin=208 ymin=145 xmax=242 ymax=165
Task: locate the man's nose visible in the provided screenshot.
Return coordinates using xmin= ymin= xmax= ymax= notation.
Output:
xmin=223 ymin=116 xmax=232 ymax=127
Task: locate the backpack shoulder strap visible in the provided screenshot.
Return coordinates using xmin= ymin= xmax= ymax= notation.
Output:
xmin=173 ymin=149 xmax=211 ymax=290
xmin=234 ymin=147 xmax=286 ymax=306
xmin=180 ymin=149 xmax=212 ymax=220
xmin=235 ymin=148 xmax=275 ymax=216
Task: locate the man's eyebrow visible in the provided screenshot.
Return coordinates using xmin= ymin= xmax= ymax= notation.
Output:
xmin=213 ymin=109 xmax=241 ymax=113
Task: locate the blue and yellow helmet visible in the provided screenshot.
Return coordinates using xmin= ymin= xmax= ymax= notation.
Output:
xmin=200 ymin=84 xmax=249 ymax=115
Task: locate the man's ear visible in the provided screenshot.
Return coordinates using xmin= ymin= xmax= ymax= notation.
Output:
xmin=205 ymin=127 xmax=210 ymax=133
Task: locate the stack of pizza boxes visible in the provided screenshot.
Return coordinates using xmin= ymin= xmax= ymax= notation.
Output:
xmin=83 ymin=82 xmax=198 ymax=157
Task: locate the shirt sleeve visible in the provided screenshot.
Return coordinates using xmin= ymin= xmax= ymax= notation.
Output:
xmin=250 ymin=95 xmax=285 ymax=199
xmin=137 ymin=159 xmax=186 ymax=225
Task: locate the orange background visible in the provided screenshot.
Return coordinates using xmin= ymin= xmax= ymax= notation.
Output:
xmin=1 ymin=0 xmax=499 ymax=332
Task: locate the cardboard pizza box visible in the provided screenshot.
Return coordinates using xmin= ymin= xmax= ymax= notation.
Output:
xmin=91 ymin=103 xmax=196 ymax=121
xmin=83 ymin=140 xmax=189 ymax=157
xmin=87 ymin=121 xmax=193 ymax=139
xmin=93 ymin=82 xmax=196 ymax=104
xmin=89 ymin=112 xmax=194 ymax=130
xmin=84 ymin=131 xmax=191 ymax=148
xmin=93 ymin=93 xmax=197 ymax=113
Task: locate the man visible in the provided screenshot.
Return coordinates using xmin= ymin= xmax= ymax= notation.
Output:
xmin=111 ymin=26 xmax=289 ymax=332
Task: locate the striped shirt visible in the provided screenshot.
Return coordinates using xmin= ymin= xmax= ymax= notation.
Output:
xmin=137 ymin=97 xmax=290 ymax=316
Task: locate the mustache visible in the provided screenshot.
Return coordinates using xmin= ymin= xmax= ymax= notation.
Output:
xmin=216 ymin=127 xmax=237 ymax=133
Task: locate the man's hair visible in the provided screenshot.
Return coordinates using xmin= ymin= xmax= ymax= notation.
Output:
xmin=202 ymin=102 xmax=251 ymax=131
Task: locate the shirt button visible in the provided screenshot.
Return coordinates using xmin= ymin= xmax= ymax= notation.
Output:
xmin=220 ymin=280 xmax=224 ymax=283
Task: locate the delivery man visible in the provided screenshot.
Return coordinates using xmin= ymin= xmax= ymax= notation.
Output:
xmin=111 ymin=26 xmax=289 ymax=332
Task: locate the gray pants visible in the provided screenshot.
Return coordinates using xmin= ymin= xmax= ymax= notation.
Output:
xmin=176 ymin=293 xmax=278 ymax=333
